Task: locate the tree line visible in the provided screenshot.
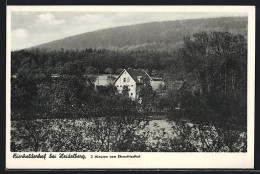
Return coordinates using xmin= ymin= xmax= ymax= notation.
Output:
xmin=11 ymin=48 xmax=177 ymax=77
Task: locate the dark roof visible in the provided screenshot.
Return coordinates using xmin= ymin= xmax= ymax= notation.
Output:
xmin=167 ymin=80 xmax=185 ymax=91
xmin=126 ymin=69 xmax=151 ymax=83
xmin=173 ymin=81 xmax=185 ymax=90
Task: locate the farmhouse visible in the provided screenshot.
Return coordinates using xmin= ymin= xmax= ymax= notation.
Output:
xmin=114 ymin=69 xmax=153 ymax=99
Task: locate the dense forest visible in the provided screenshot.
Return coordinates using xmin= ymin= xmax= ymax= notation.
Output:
xmin=11 ymin=48 xmax=175 ymax=76
xmin=11 ymin=31 xmax=247 ymax=152
xmin=31 ymin=17 xmax=247 ymax=52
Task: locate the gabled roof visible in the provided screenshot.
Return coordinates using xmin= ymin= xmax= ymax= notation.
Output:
xmin=126 ymin=69 xmax=152 ymax=83
xmin=114 ymin=69 xmax=152 ymax=84
xmin=172 ymin=81 xmax=185 ymax=91
xmin=151 ymin=81 xmax=164 ymax=90
xmin=167 ymin=80 xmax=185 ymax=91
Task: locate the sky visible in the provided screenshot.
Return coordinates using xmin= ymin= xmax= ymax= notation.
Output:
xmin=11 ymin=12 xmax=247 ymax=50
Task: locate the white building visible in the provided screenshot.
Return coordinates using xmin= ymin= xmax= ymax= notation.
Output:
xmin=114 ymin=69 xmax=153 ymax=99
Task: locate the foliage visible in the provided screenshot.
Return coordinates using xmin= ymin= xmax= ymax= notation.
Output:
xmin=85 ymin=66 xmax=98 ymax=74
xmin=87 ymin=97 xmax=149 ymax=151
xmin=115 ymin=68 xmax=124 ymax=74
xmin=96 ymin=84 xmax=117 ymax=96
xmin=164 ymin=32 xmax=247 ymax=151
xmin=177 ymin=31 xmax=247 ymax=128
xmin=106 ymin=75 xmax=116 ymax=85
xmin=11 ymin=120 xmax=50 ymax=152
xmin=11 ymin=49 xmax=175 ymax=76
xmin=145 ymin=120 xmax=246 ymax=152
xmin=151 ymin=70 xmax=159 ymax=77
xmin=11 ymin=118 xmax=246 ymax=152
xmin=11 ymin=97 xmax=150 ymax=152
xmin=139 ymin=79 xmax=158 ymax=112
xmin=122 ymin=85 xmax=130 ymax=97
xmin=104 ymin=67 xmax=113 ymax=74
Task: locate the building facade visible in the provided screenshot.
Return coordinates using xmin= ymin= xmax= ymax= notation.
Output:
xmin=114 ymin=69 xmax=152 ymax=99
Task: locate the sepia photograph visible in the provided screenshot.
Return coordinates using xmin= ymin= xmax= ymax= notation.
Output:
xmin=6 ymin=5 xmax=255 ymax=169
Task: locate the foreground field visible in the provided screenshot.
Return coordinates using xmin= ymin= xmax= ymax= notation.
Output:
xmin=11 ymin=117 xmax=246 ymax=152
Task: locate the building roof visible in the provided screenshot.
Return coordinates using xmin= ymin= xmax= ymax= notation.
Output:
xmin=173 ymin=81 xmax=185 ymax=90
xmin=167 ymin=80 xmax=185 ymax=91
xmin=150 ymin=81 xmax=164 ymax=90
xmin=126 ymin=69 xmax=152 ymax=83
xmin=114 ymin=69 xmax=152 ymax=84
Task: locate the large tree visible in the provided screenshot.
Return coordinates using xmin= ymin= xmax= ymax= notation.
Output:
xmin=177 ymin=31 xmax=247 ymax=137
xmin=179 ymin=31 xmax=247 ymax=96
xmin=139 ymin=79 xmax=158 ymax=112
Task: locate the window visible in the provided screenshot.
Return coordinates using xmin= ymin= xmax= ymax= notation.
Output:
xmin=120 ymin=85 xmax=122 ymax=87
xmin=131 ymin=93 xmax=133 ymax=95
xmin=123 ymin=78 xmax=126 ymax=82
xmin=127 ymin=77 xmax=130 ymax=82
xmin=117 ymin=85 xmax=119 ymax=87
xmin=131 ymin=85 xmax=133 ymax=87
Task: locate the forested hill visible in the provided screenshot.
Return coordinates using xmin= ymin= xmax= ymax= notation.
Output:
xmin=31 ymin=17 xmax=247 ymax=52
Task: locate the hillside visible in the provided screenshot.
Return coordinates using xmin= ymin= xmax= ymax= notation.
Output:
xmin=32 ymin=17 xmax=247 ymax=52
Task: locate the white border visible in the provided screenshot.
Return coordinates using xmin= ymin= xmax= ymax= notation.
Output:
xmin=6 ymin=6 xmax=255 ymax=169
